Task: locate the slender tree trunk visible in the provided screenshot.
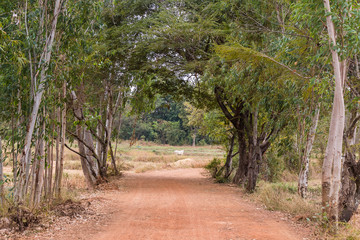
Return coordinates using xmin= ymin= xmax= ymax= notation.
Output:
xmin=11 ymin=116 xmax=17 ymax=187
xmin=54 ymin=103 xmax=61 ymax=197
xmin=0 ymin=136 xmax=4 ymax=205
xmin=13 ymin=79 xmax=21 ymax=186
xmin=48 ymin=135 xmax=54 ymax=198
xmin=56 ymin=80 xmax=66 ymax=197
xmin=298 ymin=103 xmax=321 ymax=198
xmin=114 ymin=112 xmax=123 ymax=161
xmin=96 ymin=124 xmax=102 ymax=158
xmin=44 ymin=141 xmax=49 ymax=199
xmin=108 ymin=141 xmax=119 ymax=175
xmin=83 ymin=129 xmax=101 ymax=180
xmin=322 ymin=0 xmax=346 ymax=223
xmin=225 ymin=134 xmax=235 ymax=178
xmin=29 ymin=128 xmax=40 ymax=203
xmin=101 ymin=83 xmax=113 ymax=176
xmin=77 ymin=126 xmax=96 ymax=189
xmin=33 ymin=119 xmax=46 ymax=207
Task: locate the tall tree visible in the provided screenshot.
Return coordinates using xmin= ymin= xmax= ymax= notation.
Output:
xmin=322 ymin=0 xmax=346 ymax=223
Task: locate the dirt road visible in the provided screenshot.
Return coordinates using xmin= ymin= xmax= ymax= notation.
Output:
xmin=87 ymin=168 xmax=308 ymax=240
xmin=19 ymin=168 xmax=311 ymax=240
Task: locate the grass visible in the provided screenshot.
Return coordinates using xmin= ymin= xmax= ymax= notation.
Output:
xmin=330 ymin=221 xmax=360 ymax=240
xmin=63 ymin=160 xmax=82 ymax=170
xmin=251 ymin=169 xmax=360 ymax=240
xmin=251 ymin=181 xmax=320 ymax=218
xmin=115 ymin=140 xmax=224 ymax=173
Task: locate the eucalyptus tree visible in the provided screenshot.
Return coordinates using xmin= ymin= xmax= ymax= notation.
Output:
xmin=291 ymin=0 xmax=360 ymax=222
xmin=1 ymin=0 xmax=60 ymax=204
xmin=205 ymin=47 xmax=302 ymax=191
xmin=330 ymin=2 xmax=360 ymax=222
xmin=15 ymin=0 xmax=65 ymax=204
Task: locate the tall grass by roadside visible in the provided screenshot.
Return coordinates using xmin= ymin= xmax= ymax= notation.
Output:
xmin=249 ymin=178 xmax=360 ymax=240
xmin=251 ymin=181 xmax=320 ymax=218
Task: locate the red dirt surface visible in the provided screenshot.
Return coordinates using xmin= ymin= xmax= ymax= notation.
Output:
xmin=93 ymin=168 xmax=309 ymax=240
xmin=18 ymin=168 xmax=312 ymax=240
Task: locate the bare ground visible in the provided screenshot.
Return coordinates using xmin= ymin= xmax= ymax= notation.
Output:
xmin=12 ymin=168 xmax=313 ymax=240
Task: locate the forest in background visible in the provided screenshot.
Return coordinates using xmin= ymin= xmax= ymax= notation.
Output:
xmin=119 ymin=96 xmax=211 ymax=146
xmin=1 ymin=0 xmax=360 ymax=235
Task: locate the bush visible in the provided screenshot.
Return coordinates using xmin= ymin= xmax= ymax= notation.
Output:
xmin=198 ymin=139 xmax=208 ymax=146
xmin=205 ymin=158 xmax=223 ymax=178
xmin=261 ymin=150 xmax=285 ymax=182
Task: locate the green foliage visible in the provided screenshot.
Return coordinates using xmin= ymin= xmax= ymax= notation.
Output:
xmin=205 ymin=158 xmax=223 ymax=178
xmin=117 ymin=97 xmax=211 ymax=145
xmin=262 ymin=150 xmax=285 ymax=183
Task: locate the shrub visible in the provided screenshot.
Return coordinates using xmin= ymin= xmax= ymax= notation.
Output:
xmin=205 ymin=158 xmax=223 ymax=178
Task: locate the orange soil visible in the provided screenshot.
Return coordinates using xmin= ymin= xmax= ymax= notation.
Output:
xmin=94 ymin=169 xmax=309 ymax=240
xmin=21 ymin=168 xmax=312 ymax=240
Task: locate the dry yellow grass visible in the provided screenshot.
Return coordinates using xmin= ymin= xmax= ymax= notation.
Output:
xmin=252 ymin=181 xmax=320 ymax=218
xmin=125 ymin=150 xmax=182 ymax=163
xmin=63 ymin=160 xmax=82 ymax=170
xmin=62 ymin=172 xmax=87 ymax=190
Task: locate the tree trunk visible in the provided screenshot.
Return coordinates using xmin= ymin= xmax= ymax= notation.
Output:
xmin=0 ymin=136 xmax=4 ymax=205
xmin=71 ymin=91 xmax=101 ymax=185
xmin=338 ymin=152 xmax=360 ymax=222
xmin=233 ymin=130 xmax=248 ymax=185
xmin=44 ymin=141 xmax=49 ymax=199
xmin=114 ymin=112 xmax=123 ymax=161
xmin=77 ymin=130 xmax=96 ymax=189
xmin=298 ymin=103 xmax=321 ymax=198
xmin=108 ymin=141 xmax=119 ymax=175
xmin=338 ymin=111 xmax=360 ymax=222
xmin=103 ymin=84 xmax=114 ymax=176
xmin=56 ymin=80 xmax=67 ymax=197
xmin=322 ymin=0 xmax=346 ymax=222
xmin=33 ymin=119 xmax=46 ymax=207
xmin=192 ymin=132 xmax=196 ymax=147
xmin=247 ymin=145 xmax=258 ymax=192
xmin=224 ymin=134 xmax=235 ymax=178
xmin=96 ymin=124 xmax=102 ymax=159
xmin=83 ymin=129 xmax=101 ymax=180
xmin=29 ymin=129 xmax=40 ymax=203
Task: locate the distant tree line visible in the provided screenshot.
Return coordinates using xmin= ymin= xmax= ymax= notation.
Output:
xmin=117 ymin=96 xmax=211 ymax=146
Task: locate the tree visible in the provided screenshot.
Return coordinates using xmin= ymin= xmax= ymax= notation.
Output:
xmin=183 ymin=102 xmax=205 ymax=147
xmin=321 ymin=0 xmax=347 ymax=223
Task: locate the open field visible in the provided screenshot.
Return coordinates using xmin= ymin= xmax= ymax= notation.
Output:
xmin=2 ymin=141 xmax=224 ymax=192
xmin=114 ymin=141 xmax=224 ymax=174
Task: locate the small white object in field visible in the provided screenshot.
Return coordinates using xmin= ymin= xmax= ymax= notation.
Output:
xmin=174 ymin=150 xmax=184 ymax=155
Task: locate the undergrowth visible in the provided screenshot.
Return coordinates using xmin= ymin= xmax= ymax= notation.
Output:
xmin=252 ymin=181 xmax=320 ymax=217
